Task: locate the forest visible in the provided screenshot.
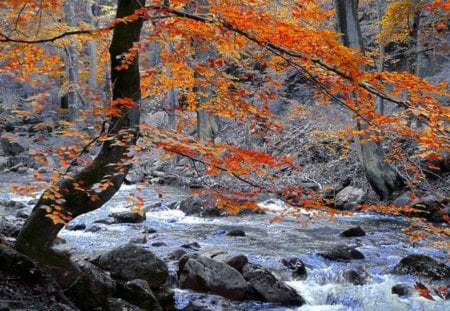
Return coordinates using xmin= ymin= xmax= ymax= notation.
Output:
xmin=0 ymin=0 xmax=449 ymax=310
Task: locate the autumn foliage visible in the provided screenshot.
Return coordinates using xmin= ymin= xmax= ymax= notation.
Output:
xmin=0 ymin=1 xmax=449 ymax=231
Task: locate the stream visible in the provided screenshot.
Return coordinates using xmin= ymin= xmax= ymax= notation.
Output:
xmin=2 ymin=183 xmax=449 ymax=310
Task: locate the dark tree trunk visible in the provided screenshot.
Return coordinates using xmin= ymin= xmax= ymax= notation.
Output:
xmin=335 ymin=0 xmax=399 ymax=199
xmin=15 ymin=0 xmax=146 ymax=263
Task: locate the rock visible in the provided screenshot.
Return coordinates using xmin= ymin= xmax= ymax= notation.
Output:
xmin=212 ymin=253 xmax=249 ymax=272
xmin=392 ymin=254 xmax=450 ymax=280
xmin=15 ymin=209 xmax=29 ymax=219
xmin=177 ymin=195 xmax=221 ymax=217
xmin=117 ymin=279 xmax=162 ymax=311
xmin=181 ymin=242 xmax=201 ymax=249
xmin=342 ymin=269 xmax=365 ymax=285
xmin=129 ymin=235 xmax=147 ymax=244
xmin=110 ymin=211 xmax=146 ymax=224
xmin=391 ymin=284 xmax=412 ymax=297
xmin=0 ymin=242 xmax=42 ymax=281
xmin=318 ymin=245 xmax=365 ymax=262
xmin=430 ymin=205 xmax=450 ymax=223
xmin=0 ymin=137 xmax=25 ymax=156
xmin=168 ymin=249 xmax=188 ymax=261
xmin=66 ymin=223 xmax=86 ymax=231
xmin=142 ymin=227 xmax=157 ymax=234
xmin=94 ymin=218 xmax=116 ymax=225
xmin=334 ymin=186 xmax=365 ymax=210
xmin=392 ymin=191 xmax=445 ymax=220
xmin=178 ymin=255 xmax=248 ymax=300
xmin=241 ymin=263 xmax=305 ymax=306
xmin=105 ymin=298 xmax=141 ymax=311
xmin=340 ymin=226 xmax=366 ymax=237
xmin=66 ymin=260 xmax=116 ymax=310
xmin=85 ymin=225 xmax=102 ymax=233
xmin=227 ymin=229 xmax=246 ymax=237
xmin=0 ymin=216 xmax=23 ymax=238
xmin=95 ymin=244 xmax=168 ymax=288
xmin=281 ymin=257 xmax=307 ymax=280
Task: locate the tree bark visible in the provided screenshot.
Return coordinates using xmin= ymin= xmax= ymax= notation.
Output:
xmin=335 ymin=0 xmax=399 ymax=199
xmin=15 ymin=0 xmax=146 ymax=263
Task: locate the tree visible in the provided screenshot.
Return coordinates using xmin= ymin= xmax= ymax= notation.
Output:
xmin=0 ymin=0 xmax=447 ymax=266
xmin=335 ymin=0 xmax=400 ymax=199
xmin=14 ymin=0 xmax=146 ymax=263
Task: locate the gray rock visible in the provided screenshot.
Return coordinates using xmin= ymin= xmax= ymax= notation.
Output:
xmin=168 ymin=249 xmax=187 ymax=261
xmin=392 ymin=254 xmax=450 ymax=280
xmin=281 ymin=257 xmax=307 ymax=280
xmin=110 ymin=211 xmax=146 ymax=224
xmin=334 ymin=186 xmax=365 ymax=210
xmin=241 ymin=263 xmax=305 ymax=306
xmin=227 ymin=229 xmax=246 ymax=237
xmin=66 ymin=260 xmax=116 ymax=310
xmin=117 ymin=279 xmax=162 ymax=311
xmin=178 ymin=255 xmax=248 ymax=300
xmin=342 ymin=269 xmax=365 ymax=285
xmin=318 ymin=245 xmax=365 ymax=262
xmin=340 ymin=226 xmax=366 ymax=237
xmin=391 ymin=284 xmax=412 ymax=297
xmin=96 ymin=244 xmax=168 ymax=288
xmin=213 ymin=254 xmax=249 ymax=272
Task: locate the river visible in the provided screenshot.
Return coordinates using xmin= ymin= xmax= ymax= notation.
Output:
xmin=1 ymin=182 xmax=449 ymax=310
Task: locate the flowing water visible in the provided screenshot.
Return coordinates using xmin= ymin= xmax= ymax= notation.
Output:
xmin=1 ymin=183 xmax=449 ymax=311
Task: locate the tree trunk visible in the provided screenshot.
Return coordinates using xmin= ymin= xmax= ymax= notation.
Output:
xmin=335 ymin=0 xmax=398 ymax=199
xmin=15 ymin=0 xmax=146 ymax=263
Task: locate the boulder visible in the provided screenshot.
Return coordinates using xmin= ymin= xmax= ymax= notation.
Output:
xmin=342 ymin=269 xmax=365 ymax=285
xmin=178 ymin=255 xmax=248 ymax=300
xmin=392 ymin=191 xmax=446 ymax=221
xmin=0 ymin=242 xmax=42 ymax=281
xmin=95 ymin=244 xmax=168 ymax=288
xmin=318 ymin=245 xmax=364 ymax=262
xmin=281 ymin=257 xmax=307 ymax=280
xmin=340 ymin=226 xmax=366 ymax=237
xmin=213 ymin=254 xmax=249 ymax=272
xmin=241 ymin=263 xmax=305 ymax=306
xmin=0 ymin=216 xmax=24 ymax=238
xmin=392 ymin=254 xmax=450 ymax=280
xmin=227 ymin=229 xmax=246 ymax=237
xmin=66 ymin=260 xmax=116 ymax=310
xmin=177 ymin=195 xmax=221 ymax=217
xmin=334 ymin=186 xmax=365 ymax=210
xmin=116 ymin=279 xmax=162 ymax=311
xmin=110 ymin=211 xmax=146 ymax=224
xmin=391 ymin=284 xmax=412 ymax=297
xmin=167 ymin=249 xmax=188 ymax=261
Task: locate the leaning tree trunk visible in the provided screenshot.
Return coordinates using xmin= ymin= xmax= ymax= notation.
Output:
xmin=15 ymin=0 xmax=146 ymax=263
xmin=335 ymin=0 xmax=399 ymax=199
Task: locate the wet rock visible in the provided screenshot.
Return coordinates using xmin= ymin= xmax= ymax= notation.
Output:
xmin=181 ymin=242 xmax=201 ymax=250
xmin=213 ymin=254 xmax=249 ymax=272
xmin=94 ymin=218 xmax=115 ymax=225
xmin=129 ymin=235 xmax=147 ymax=244
xmin=178 ymin=255 xmax=248 ymax=300
xmin=334 ymin=186 xmax=365 ymax=210
xmin=66 ymin=260 xmax=116 ymax=310
xmin=95 ymin=244 xmax=168 ymax=288
xmin=66 ymin=223 xmax=86 ymax=231
xmin=15 ymin=209 xmax=29 ymax=219
xmin=342 ymin=269 xmax=365 ymax=285
xmin=227 ymin=229 xmax=246 ymax=237
xmin=110 ymin=211 xmax=146 ymax=224
xmin=281 ymin=257 xmax=307 ymax=280
xmin=142 ymin=227 xmax=157 ymax=234
xmin=168 ymin=249 xmax=188 ymax=261
xmin=177 ymin=195 xmax=222 ymax=217
xmin=340 ymin=226 xmax=366 ymax=237
xmin=85 ymin=225 xmax=102 ymax=233
xmin=392 ymin=254 xmax=450 ymax=280
xmin=116 ymin=279 xmax=162 ymax=311
xmin=105 ymin=298 xmax=141 ymax=311
xmin=241 ymin=263 xmax=305 ymax=306
xmin=391 ymin=284 xmax=412 ymax=297
xmin=318 ymin=245 xmax=365 ymax=262
xmin=151 ymin=242 xmax=166 ymax=247
xmin=0 ymin=216 xmax=23 ymax=238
